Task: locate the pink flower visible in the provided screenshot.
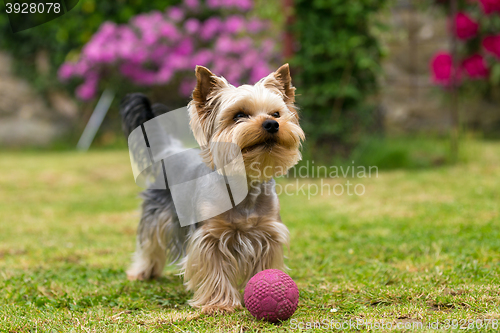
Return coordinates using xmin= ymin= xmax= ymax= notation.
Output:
xmin=174 ymin=38 xmax=194 ymax=56
xmin=184 ymin=18 xmax=200 ymax=34
xmin=462 ymin=54 xmax=489 ymax=79
xmin=250 ymin=62 xmax=271 ymax=83
xmin=76 ymin=84 xmax=95 ymax=100
xmin=235 ymin=0 xmax=252 ymax=10
xmin=76 ymin=74 xmax=98 ymax=100
xmin=453 ymin=12 xmax=478 ymax=40
xmin=58 ymin=63 xmax=74 ymax=80
xmin=479 ymin=0 xmax=500 ymax=14
xmin=207 ymin=0 xmax=220 ymax=8
xmin=191 ymin=49 xmax=213 ymax=67
xmin=180 ymin=78 xmax=196 ymax=96
xmin=167 ymin=6 xmax=184 ymax=22
xmin=134 ymin=70 xmax=157 ymax=85
xmin=98 ymin=22 xmax=117 ymax=39
xmin=156 ymin=64 xmax=173 ymax=83
xmin=83 ymin=41 xmax=116 ymax=63
xmin=73 ymin=61 xmax=89 ymax=76
xmin=183 ymin=0 xmax=199 ymax=9
xmin=215 ymin=35 xmax=234 ymax=53
xmin=232 ymin=37 xmax=252 ymax=53
xmin=117 ymin=39 xmax=137 ymax=59
xmin=169 ymin=54 xmax=189 ymax=70
xmin=132 ymin=14 xmax=156 ymax=33
xmin=151 ymin=45 xmax=170 ymax=63
xmin=148 ymin=11 xmax=164 ymax=25
xmin=430 ymin=52 xmax=454 ymax=85
xmin=121 ymin=63 xmax=157 ymax=85
xmin=116 ymin=26 xmax=136 ymax=43
xmin=129 ymin=48 xmax=148 ymax=64
xmin=224 ymin=60 xmax=244 ymax=86
xmin=142 ymin=30 xmax=159 ymax=46
xmin=200 ymin=17 xmax=222 ymax=41
xmin=160 ymin=22 xmax=181 ymax=41
xmin=217 ymin=0 xmax=252 ymax=10
xmin=131 ymin=14 xmax=148 ymax=28
xmin=225 ymin=15 xmax=245 ymax=34
xmin=119 ymin=63 xmax=137 ymax=78
xmin=212 ymin=56 xmax=230 ymax=74
xmin=242 ymin=50 xmax=259 ymax=68
xmin=483 ymin=35 xmax=500 ymax=58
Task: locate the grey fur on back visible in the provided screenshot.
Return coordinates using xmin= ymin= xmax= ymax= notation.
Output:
xmin=120 ymin=93 xmax=198 ymax=265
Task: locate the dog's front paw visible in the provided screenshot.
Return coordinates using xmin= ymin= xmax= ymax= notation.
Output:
xmin=200 ymin=304 xmax=242 ymax=315
xmin=126 ymin=271 xmax=147 ymax=281
xmin=126 ymin=266 xmax=156 ymax=281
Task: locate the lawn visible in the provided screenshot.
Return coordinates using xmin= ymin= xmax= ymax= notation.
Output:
xmin=0 ymin=140 xmax=499 ymax=332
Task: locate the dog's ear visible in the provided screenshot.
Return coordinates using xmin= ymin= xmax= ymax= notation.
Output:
xmin=192 ymin=66 xmax=228 ymax=109
xmin=263 ymin=63 xmax=295 ymax=104
xmin=189 ymin=66 xmax=228 ymax=148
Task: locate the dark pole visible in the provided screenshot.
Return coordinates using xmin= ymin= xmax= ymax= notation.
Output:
xmin=450 ymin=0 xmax=459 ymax=162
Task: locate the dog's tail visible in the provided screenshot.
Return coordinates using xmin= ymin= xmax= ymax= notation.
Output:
xmin=119 ymin=93 xmax=155 ymax=138
xmin=119 ymin=94 xmax=173 ymax=137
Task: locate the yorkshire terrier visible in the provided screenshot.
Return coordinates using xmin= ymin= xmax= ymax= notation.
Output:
xmin=120 ymin=63 xmax=305 ymax=314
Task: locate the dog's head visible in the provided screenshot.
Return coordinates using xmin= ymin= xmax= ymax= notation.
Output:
xmin=188 ymin=64 xmax=305 ymax=182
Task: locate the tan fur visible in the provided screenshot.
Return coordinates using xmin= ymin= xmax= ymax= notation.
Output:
xmin=188 ymin=64 xmax=305 ymax=182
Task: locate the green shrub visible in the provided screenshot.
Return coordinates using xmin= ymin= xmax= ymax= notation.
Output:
xmin=291 ymin=0 xmax=388 ymax=154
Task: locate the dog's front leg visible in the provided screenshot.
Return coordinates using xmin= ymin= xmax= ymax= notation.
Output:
xmin=181 ymin=225 xmax=242 ymax=314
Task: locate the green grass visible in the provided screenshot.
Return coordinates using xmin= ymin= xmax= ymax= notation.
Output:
xmin=0 ymin=140 xmax=499 ymax=332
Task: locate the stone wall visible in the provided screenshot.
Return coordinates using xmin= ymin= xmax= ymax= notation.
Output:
xmin=0 ymin=51 xmax=77 ymax=147
xmin=380 ymin=3 xmax=500 ymax=136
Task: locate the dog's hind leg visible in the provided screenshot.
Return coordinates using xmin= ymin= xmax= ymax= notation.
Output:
xmin=127 ymin=190 xmax=185 ymax=280
xmin=127 ymin=210 xmax=170 ymax=280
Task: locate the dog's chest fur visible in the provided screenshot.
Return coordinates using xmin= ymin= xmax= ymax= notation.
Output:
xmin=202 ymin=180 xmax=281 ymax=236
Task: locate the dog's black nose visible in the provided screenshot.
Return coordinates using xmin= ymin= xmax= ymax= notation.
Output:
xmin=262 ymin=119 xmax=279 ymax=134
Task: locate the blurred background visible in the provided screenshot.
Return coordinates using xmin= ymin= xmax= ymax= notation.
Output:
xmin=1 ymin=0 xmax=499 ymax=170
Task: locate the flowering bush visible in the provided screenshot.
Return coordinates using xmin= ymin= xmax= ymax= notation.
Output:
xmin=430 ymin=0 xmax=500 ymax=87
xmin=58 ymin=0 xmax=278 ymax=100
xmin=0 ymin=0 xmax=179 ymax=98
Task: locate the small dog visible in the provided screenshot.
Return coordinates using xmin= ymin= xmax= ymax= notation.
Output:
xmin=120 ymin=64 xmax=305 ymax=314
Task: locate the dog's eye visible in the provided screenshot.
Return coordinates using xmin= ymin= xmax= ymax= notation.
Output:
xmin=233 ymin=112 xmax=248 ymax=121
xmin=272 ymin=112 xmax=280 ymax=118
